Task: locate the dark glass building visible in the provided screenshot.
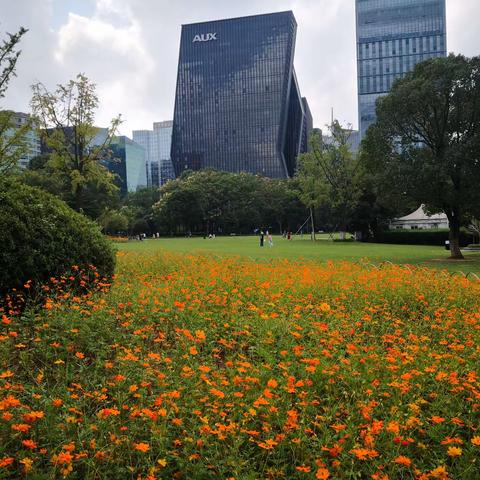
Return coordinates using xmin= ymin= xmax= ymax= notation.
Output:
xmin=356 ymin=0 xmax=446 ymax=138
xmin=171 ymin=11 xmax=311 ymax=179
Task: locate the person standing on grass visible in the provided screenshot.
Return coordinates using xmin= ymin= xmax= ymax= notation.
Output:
xmin=260 ymin=230 xmax=265 ymax=247
xmin=267 ymin=231 xmax=273 ymax=248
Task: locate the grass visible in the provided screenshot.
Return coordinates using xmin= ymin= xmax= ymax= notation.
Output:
xmin=117 ymin=235 xmax=480 ymax=274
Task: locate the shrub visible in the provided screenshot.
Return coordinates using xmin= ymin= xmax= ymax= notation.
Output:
xmin=0 ymin=178 xmax=115 ymax=301
xmin=374 ymin=228 xmax=472 ymax=246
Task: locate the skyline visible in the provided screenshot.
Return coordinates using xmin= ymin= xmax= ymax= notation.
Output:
xmin=1 ymin=0 xmax=480 ymax=137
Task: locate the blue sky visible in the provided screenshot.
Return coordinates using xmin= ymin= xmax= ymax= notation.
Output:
xmin=2 ymin=0 xmax=480 ymax=137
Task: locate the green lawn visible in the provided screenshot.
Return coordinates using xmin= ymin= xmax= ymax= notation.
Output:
xmin=116 ymin=235 xmax=480 ymax=274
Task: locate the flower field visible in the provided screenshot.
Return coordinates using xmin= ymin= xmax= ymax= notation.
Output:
xmin=1 ymin=251 xmax=480 ymax=479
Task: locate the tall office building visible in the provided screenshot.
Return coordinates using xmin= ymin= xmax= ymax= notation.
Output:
xmin=133 ymin=121 xmax=175 ymax=187
xmin=356 ymin=0 xmax=446 ymax=138
xmin=171 ymin=11 xmax=311 ymax=179
xmin=105 ymin=136 xmax=147 ymax=195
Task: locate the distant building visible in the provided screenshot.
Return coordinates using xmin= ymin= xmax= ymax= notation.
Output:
xmin=356 ymin=0 xmax=447 ymax=138
xmin=171 ymin=11 xmax=311 ymax=179
xmin=2 ymin=112 xmax=40 ymax=168
xmin=322 ymin=128 xmax=360 ymax=154
xmin=40 ymin=127 xmax=147 ymax=195
xmin=133 ymin=121 xmax=175 ymax=187
xmin=105 ymin=136 xmax=147 ymax=195
xmin=301 ymin=98 xmax=313 ymax=153
xmin=390 ymin=205 xmax=448 ymax=230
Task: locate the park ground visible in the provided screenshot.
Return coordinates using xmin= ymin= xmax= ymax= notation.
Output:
xmin=117 ymin=235 xmax=480 ymax=274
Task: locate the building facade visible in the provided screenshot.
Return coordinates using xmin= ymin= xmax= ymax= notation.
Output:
xmin=133 ymin=121 xmax=175 ymax=187
xmin=356 ymin=0 xmax=446 ymax=138
xmin=171 ymin=11 xmax=311 ymax=179
xmin=103 ymin=136 xmax=147 ymax=195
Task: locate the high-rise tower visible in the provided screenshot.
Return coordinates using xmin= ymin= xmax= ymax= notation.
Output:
xmin=356 ymin=0 xmax=446 ymax=138
xmin=171 ymin=11 xmax=310 ymax=178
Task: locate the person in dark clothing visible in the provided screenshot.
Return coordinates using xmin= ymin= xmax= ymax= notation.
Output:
xmin=260 ymin=230 xmax=265 ymax=247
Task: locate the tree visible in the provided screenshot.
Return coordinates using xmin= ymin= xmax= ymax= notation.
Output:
xmin=0 ymin=26 xmax=29 ymax=174
xmin=361 ymin=55 xmax=480 ymax=259
xmin=297 ymin=122 xmax=363 ymax=240
xmin=30 ymin=73 xmax=122 ymax=214
xmin=98 ymin=209 xmax=129 ymax=235
xmin=152 ymin=170 xmax=306 ymax=236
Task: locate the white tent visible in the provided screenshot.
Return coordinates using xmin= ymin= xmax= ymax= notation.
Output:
xmin=390 ymin=205 xmax=448 ymax=230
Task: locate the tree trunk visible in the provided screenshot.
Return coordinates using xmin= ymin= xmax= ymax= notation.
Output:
xmin=448 ymin=211 xmax=464 ymax=259
xmin=310 ymin=207 xmax=316 ymax=241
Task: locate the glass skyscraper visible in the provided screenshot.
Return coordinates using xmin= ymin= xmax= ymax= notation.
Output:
xmin=133 ymin=121 xmax=175 ymax=187
xmin=356 ymin=0 xmax=446 ymax=138
xmin=104 ymin=136 xmax=147 ymax=195
xmin=171 ymin=11 xmax=311 ymax=179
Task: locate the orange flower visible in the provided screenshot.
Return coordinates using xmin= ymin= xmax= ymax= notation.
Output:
xmin=189 ymin=346 xmax=198 ymax=355
xmin=316 ymin=468 xmax=330 ymax=479
xmin=257 ymin=439 xmax=278 ymax=450
xmin=429 ymin=465 xmax=449 ymax=479
xmin=52 ymin=399 xmax=63 ymax=407
xmin=12 ymin=423 xmax=31 ymax=432
xmin=393 ymin=456 xmax=412 ymax=467
xmin=22 ymin=439 xmax=37 ymax=450
xmin=471 ymin=436 xmax=480 ymax=446
xmin=319 ymin=302 xmax=331 ymax=312
xmin=431 ymin=416 xmax=445 ymax=424
xmin=75 ymin=352 xmax=85 ymax=359
xmin=210 ymin=388 xmax=225 ymax=398
xmin=0 ymin=457 xmax=14 ymax=468
xmin=447 ymin=446 xmax=462 ymax=457
xmin=267 ymin=379 xmax=278 ymax=389
xmin=296 ymin=465 xmax=311 ymax=472
xmin=51 ymin=451 xmax=73 ymax=464
xmin=350 ymin=448 xmax=379 ymax=460
xmin=133 ymin=442 xmax=150 ymax=452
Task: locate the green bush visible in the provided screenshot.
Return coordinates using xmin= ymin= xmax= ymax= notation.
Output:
xmin=375 ymin=228 xmax=472 ymax=246
xmin=0 ymin=178 xmax=116 ymax=301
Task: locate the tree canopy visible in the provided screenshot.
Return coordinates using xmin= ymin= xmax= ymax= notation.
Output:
xmin=154 ymin=170 xmax=306 ymax=235
xmin=29 ymin=73 xmax=122 ymax=215
xmin=361 ymin=54 xmax=480 ymax=258
xmin=297 ymin=121 xmax=363 ymax=239
xmin=0 ymin=26 xmax=29 ymax=174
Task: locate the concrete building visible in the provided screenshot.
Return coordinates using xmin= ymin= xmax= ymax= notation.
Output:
xmin=171 ymin=11 xmax=311 ymax=179
xmin=356 ymin=0 xmax=447 ymax=138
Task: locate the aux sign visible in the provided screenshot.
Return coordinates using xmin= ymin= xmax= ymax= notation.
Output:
xmin=193 ymin=33 xmax=217 ymax=43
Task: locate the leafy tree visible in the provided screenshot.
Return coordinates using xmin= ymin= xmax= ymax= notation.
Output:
xmin=30 ymin=73 xmax=122 ymax=214
xmin=361 ymin=55 xmax=480 ymax=259
xmin=0 ymin=26 xmax=29 ymax=174
xmin=297 ymin=122 xmax=363 ymax=240
xmin=98 ymin=209 xmax=129 ymax=235
xmin=153 ymin=170 xmax=306 ymax=235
